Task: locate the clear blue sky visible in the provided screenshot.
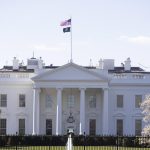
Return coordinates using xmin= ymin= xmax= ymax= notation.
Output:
xmin=0 ymin=0 xmax=150 ymax=69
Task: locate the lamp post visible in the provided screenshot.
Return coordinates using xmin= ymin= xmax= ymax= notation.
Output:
xmin=84 ymin=132 xmax=86 ymax=150
xmin=0 ymin=109 xmax=1 ymax=135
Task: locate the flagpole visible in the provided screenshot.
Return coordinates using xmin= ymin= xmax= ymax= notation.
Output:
xmin=70 ymin=17 xmax=72 ymax=62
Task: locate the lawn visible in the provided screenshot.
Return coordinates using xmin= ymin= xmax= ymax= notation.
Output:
xmin=0 ymin=146 xmax=150 ymax=150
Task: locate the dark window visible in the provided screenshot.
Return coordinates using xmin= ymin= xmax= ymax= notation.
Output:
xmin=19 ymin=119 xmax=25 ymax=135
xmin=0 ymin=94 xmax=7 ymax=107
xmin=135 ymin=119 xmax=142 ymax=135
xmin=117 ymin=119 xmax=123 ymax=135
xmin=0 ymin=119 xmax=6 ymax=135
xmin=135 ymin=95 xmax=142 ymax=108
xmin=46 ymin=119 xmax=52 ymax=135
xmin=117 ymin=95 xmax=123 ymax=108
xmin=89 ymin=119 xmax=96 ymax=135
xmin=19 ymin=94 xmax=25 ymax=107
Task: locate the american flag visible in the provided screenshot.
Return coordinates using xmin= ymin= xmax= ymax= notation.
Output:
xmin=60 ymin=19 xmax=71 ymax=26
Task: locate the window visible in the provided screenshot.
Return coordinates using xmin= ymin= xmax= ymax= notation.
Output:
xmin=135 ymin=95 xmax=142 ymax=108
xmin=117 ymin=95 xmax=123 ymax=108
xmin=89 ymin=96 xmax=96 ymax=108
xmin=116 ymin=119 xmax=123 ymax=135
xmin=68 ymin=95 xmax=74 ymax=108
xmin=135 ymin=119 xmax=142 ymax=135
xmin=46 ymin=119 xmax=52 ymax=135
xmin=0 ymin=94 xmax=7 ymax=107
xmin=0 ymin=119 xmax=6 ymax=135
xmin=19 ymin=94 xmax=25 ymax=107
xmin=45 ymin=94 xmax=52 ymax=108
xmin=89 ymin=119 xmax=96 ymax=135
xmin=19 ymin=119 xmax=25 ymax=135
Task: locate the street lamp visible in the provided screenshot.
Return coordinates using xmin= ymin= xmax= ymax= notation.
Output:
xmin=0 ymin=109 xmax=1 ymax=135
xmin=84 ymin=132 xmax=86 ymax=150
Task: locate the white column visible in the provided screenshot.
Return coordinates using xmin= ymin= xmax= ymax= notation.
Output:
xmin=32 ymin=88 xmax=40 ymax=135
xmin=56 ymin=88 xmax=62 ymax=135
xmin=79 ymin=88 xmax=85 ymax=135
xmin=102 ymin=88 xmax=109 ymax=135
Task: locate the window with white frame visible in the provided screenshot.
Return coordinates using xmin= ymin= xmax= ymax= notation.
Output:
xmin=46 ymin=119 xmax=52 ymax=135
xmin=89 ymin=96 xmax=96 ymax=108
xmin=116 ymin=119 xmax=123 ymax=135
xmin=45 ymin=94 xmax=53 ymax=108
xmin=68 ymin=95 xmax=75 ymax=108
xmin=19 ymin=119 xmax=25 ymax=135
xmin=135 ymin=95 xmax=142 ymax=108
xmin=135 ymin=119 xmax=142 ymax=135
xmin=19 ymin=94 xmax=25 ymax=107
xmin=0 ymin=94 xmax=7 ymax=107
xmin=0 ymin=119 xmax=6 ymax=135
xmin=89 ymin=119 xmax=96 ymax=135
xmin=117 ymin=95 xmax=123 ymax=108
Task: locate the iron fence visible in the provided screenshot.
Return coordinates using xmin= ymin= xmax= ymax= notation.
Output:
xmin=0 ymin=135 xmax=150 ymax=150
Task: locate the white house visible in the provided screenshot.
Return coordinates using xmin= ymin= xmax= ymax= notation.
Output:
xmin=0 ymin=57 xmax=149 ymax=136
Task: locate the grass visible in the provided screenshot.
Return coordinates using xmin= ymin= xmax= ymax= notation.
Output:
xmin=0 ymin=146 xmax=150 ymax=150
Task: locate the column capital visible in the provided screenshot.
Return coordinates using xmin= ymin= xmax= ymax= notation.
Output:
xmin=103 ymin=87 xmax=109 ymax=91
xmin=33 ymin=88 xmax=41 ymax=93
xmin=79 ymin=87 xmax=86 ymax=91
xmin=56 ymin=87 xmax=63 ymax=91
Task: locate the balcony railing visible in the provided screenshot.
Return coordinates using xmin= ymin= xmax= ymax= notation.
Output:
xmin=113 ymin=73 xmax=148 ymax=79
xmin=0 ymin=73 xmax=32 ymax=79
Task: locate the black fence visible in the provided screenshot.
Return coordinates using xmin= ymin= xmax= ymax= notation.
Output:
xmin=0 ymin=135 xmax=150 ymax=149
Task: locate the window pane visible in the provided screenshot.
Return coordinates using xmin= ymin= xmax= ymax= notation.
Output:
xmin=89 ymin=96 xmax=96 ymax=108
xmin=117 ymin=119 xmax=123 ymax=135
xmin=45 ymin=95 xmax=52 ymax=108
xmin=19 ymin=119 xmax=25 ymax=135
xmin=0 ymin=119 xmax=6 ymax=135
xmin=0 ymin=94 xmax=7 ymax=107
xmin=19 ymin=94 xmax=25 ymax=107
xmin=135 ymin=95 xmax=142 ymax=108
xmin=68 ymin=95 xmax=74 ymax=108
xmin=89 ymin=119 xmax=96 ymax=135
xmin=117 ymin=95 xmax=123 ymax=108
xmin=46 ymin=119 xmax=52 ymax=135
xmin=135 ymin=119 xmax=142 ymax=135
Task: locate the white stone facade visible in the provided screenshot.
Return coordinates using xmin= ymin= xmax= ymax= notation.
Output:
xmin=0 ymin=57 xmax=149 ymax=135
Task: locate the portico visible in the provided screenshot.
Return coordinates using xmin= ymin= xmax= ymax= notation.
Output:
xmin=32 ymin=63 xmax=109 ymax=135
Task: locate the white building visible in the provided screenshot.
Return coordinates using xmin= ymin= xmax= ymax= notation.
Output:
xmin=0 ymin=57 xmax=149 ymax=136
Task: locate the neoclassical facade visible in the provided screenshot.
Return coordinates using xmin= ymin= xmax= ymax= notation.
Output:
xmin=0 ymin=57 xmax=149 ymax=135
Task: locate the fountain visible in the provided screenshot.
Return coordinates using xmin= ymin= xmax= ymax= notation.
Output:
xmin=66 ymin=128 xmax=74 ymax=150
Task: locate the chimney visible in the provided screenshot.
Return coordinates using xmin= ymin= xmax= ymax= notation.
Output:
xmin=98 ymin=59 xmax=103 ymax=69
xmin=124 ymin=57 xmax=131 ymax=71
xmin=13 ymin=57 xmax=19 ymax=70
xmin=38 ymin=57 xmax=44 ymax=69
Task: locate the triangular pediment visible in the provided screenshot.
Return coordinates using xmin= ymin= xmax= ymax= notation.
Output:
xmin=32 ymin=62 xmax=108 ymax=81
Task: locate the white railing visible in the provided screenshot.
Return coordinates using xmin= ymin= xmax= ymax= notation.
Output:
xmin=0 ymin=74 xmax=10 ymax=78
xmin=0 ymin=73 xmax=31 ymax=79
xmin=114 ymin=73 xmax=148 ymax=79
xmin=114 ymin=74 xmax=127 ymax=79
xmin=16 ymin=74 xmax=29 ymax=78
xmin=132 ymin=74 xmax=144 ymax=79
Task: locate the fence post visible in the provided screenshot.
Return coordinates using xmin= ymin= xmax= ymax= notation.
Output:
xmin=116 ymin=135 xmax=119 ymax=150
xmin=16 ymin=132 xmax=18 ymax=150
xmin=84 ymin=132 xmax=86 ymax=150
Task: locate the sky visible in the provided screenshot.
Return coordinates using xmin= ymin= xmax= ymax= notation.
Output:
xmin=0 ymin=0 xmax=150 ymax=70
